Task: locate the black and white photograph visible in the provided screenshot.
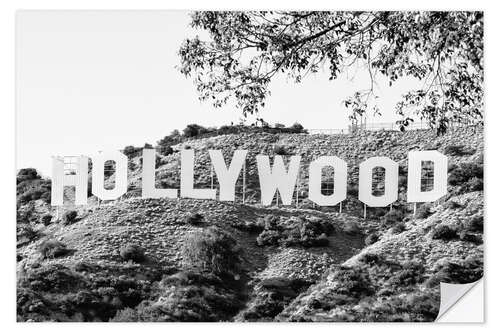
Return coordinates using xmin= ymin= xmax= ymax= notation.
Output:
xmin=14 ymin=10 xmax=484 ymax=323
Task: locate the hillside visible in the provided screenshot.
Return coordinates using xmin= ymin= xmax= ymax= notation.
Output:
xmin=16 ymin=126 xmax=484 ymax=322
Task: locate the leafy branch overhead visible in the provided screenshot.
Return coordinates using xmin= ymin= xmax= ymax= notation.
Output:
xmin=178 ymin=11 xmax=483 ymax=133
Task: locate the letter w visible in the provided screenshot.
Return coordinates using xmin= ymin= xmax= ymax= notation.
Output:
xmin=256 ymin=155 xmax=301 ymax=205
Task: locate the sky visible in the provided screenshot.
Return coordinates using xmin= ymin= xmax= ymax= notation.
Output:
xmin=16 ymin=10 xmax=420 ymax=176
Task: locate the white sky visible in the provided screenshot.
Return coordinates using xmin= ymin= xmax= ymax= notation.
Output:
xmin=16 ymin=10 xmax=420 ymax=176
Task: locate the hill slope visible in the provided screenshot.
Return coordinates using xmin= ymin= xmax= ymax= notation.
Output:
xmin=16 ymin=126 xmax=484 ymax=322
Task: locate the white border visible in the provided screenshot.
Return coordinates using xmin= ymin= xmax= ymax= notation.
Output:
xmin=2 ymin=1 xmax=498 ymax=332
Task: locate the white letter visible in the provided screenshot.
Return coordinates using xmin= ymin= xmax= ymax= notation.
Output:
xmin=209 ymin=150 xmax=247 ymax=201
xmin=92 ymin=151 xmax=128 ymax=200
xmin=180 ymin=150 xmax=216 ymax=199
xmin=256 ymin=155 xmax=301 ymax=205
xmin=51 ymin=156 xmax=88 ymax=206
xmin=142 ymin=149 xmax=177 ymax=199
xmin=308 ymin=156 xmax=347 ymax=206
xmin=407 ymin=150 xmax=448 ymax=202
xmin=359 ymin=157 xmax=399 ymax=207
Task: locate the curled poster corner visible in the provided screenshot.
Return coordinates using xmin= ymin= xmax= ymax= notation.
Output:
xmin=436 ymin=279 xmax=484 ymax=322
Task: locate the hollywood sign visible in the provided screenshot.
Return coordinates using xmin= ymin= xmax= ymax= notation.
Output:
xmin=51 ymin=149 xmax=447 ymax=207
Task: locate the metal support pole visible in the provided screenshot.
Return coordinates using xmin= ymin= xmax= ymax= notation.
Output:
xmin=295 ymin=185 xmax=299 ymax=208
xmin=339 ymin=201 xmax=342 ymax=214
xmin=390 ymin=203 xmax=393 ymax=212
xmin=363 ymin=204 xmax=367 ymax=219
xmin=413 ymin=202 xmax=417 ymax=216
xmin=210 ymin=165 xmax=214 ymax=190
xmin=276 ymin=191 xmax=279 ymax=207
xmin=295 ymin=166 xmax=300 ymax=208
xmin=242 ymin=160 xmax=246 ymax=204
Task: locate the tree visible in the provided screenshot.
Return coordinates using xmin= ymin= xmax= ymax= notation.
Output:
xmin=183 ymin=123 xmax=208 ymax=138
xmin=179 ymin=11 xmax=483 ymax=133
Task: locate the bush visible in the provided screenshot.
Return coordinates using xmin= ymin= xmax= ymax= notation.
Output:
xmin=17 ymin=187 xmax=51 ymax=205
xmin=365 ymin=233 xmax=379 ymax=246
xmin=40 ymin=214 xmax=52 ymax=226
xmin=431 ymin=224 xmax=458 ymax=240
xmin=463 ymin=214 xmax=483 ymax=232
xmin=62 ymin=210 xmax=78 ymax=225
xmin=384 ymin=261 xmax=425 ymax=287
xmin=38 ymin=239 xmax=71 ymax=259
xmin=448 ymin=162 xmax=483 ymax=192
xmin=17 ymin=168 xmax=41 ymax=183
xmin=358 ymin=253 xmax=383 ymax=265
xmin=18 ymin=263 xmax=160 ymax=322
xmin=329 ymin=267 xmax=374 ymax=297
xmin=17 ymin=169 xmax=51 ymax=206
xmin=113 ymin=270 xmax=244 ymax=322
xmin=123 ymin=146 xmax=140 ymax=158
xmin=185 ymin=213 xmax=204 ymax=226
xmin=467 ymin=177 xmax=483 ymax=191
xmin=381 ymin=209 xmax=404 ymax=226
xmin=182 ymin=227 xmax=241 ymax=276
xmin=343 ymin=220 xmax=361 ymax=234
xmin=255 ymin=216 xmax=333 ymax=248
xmin=159 ymin=145 xmax=174 ymax=156
xmin=444 ymin=200 xmax=461 ymax=209
xmin=297 ymin=219 xmax=333 ymax=246
xmin=458 ymin=230 xmax=483 ymax=244
xmin=262 ymin=215 xmax=279 ymax=229
xmin=392 ymin=222 xmax=406 ymax=234
xmin=346 ymin=184 xmax=358 ymax=196
xmin=256 ymin=229 xmax=282 ymax=246
xmin=17 ymin=224 xmax=39 ymax=245
xmin=273 ymin=145 xmax=288 ymax=155
xmin=289 ymin=122 xmax=306 ymax=133
xmin=443 ymin=145 xmax=472 ymax=156
xmin=346 ymin=290 xmax=440 ymax=322
xmin=415 ymin=204 xmax=432 ymax=219
xmin=119 ymin=244 xmax=146 ymax=263
xmin=240 ymin=277 xmax=312 ymax=321
xmin=183 ymin=124 xmax=208 ymax=138
xmin=426 ymin=255 xmax=483 ymax=287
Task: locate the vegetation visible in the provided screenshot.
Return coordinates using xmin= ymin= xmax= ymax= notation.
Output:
xmin=184 ymin=212 xmax=204 ymax=226
xmin=444 ymin=144 xmax=473 ymax=156
xmin=240 ymin=278 xmax=313 ymax=321
xmin=415 ymin=204 xmax=432 ymax=219
xmin=256 ymin=216 xmax=334 ymax=247
xmin=463 ymin=214 xmax=483 ymax=233
xmin=179 ymin=11 xmax=483 ymax=133
xmin=430 ymin=224 xmax=458 ymax=240
xmin=182 ymin=227 xmax=242 ymax=276
xmin=381 ymin=209 xmax=404 ymax=226
xmin=17 ymin=168 xmax=51 ymax=206
xmin=17 ymin=263 xmax=164 ymax=322
xmin=425 ymin=255 xmax=483 ymax=287
xmin=38 ymin=240 xmax=72 ymax=259
xmin=121 ymin=122 xmax=309 ymax=157
xmin=444 ymin=200 xmax=461 ymax=210
xmin=391 ymin=222 xmax=406 ymax=234
xmin=15 ymin=109 xmax=484 ymax=322
xmin=364 ymin=233 xmax=379 ymax=246
xmin=62 ymin=210 xmax=78 ymax=225
xmin=448 ymin=160 xmax=484 ymax=193
xmin=119 ymin=244 xmax=146 ymax=263
xmin=17 ymin=224 xmax=39 ymax=246
xmin=273 ymin=145 xmax=289 ymax=155
xmin=40 ymin=214 xmax=52 ymax=226
xmin=112 ymin=270 xmax=245 ymax=322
